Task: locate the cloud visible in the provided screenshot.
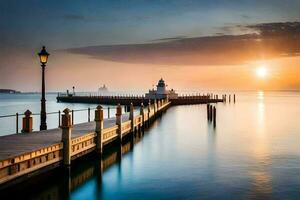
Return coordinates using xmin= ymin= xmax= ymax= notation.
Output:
xmin=241 ymin=14 xmax=251 ymax=19
xmin=247 ymin=22 xmax=300 ymax=36
xmin=63 ymin=22 xmax=300 ymax=66
xmin=150 ymin=36 xmax=187 ymax=42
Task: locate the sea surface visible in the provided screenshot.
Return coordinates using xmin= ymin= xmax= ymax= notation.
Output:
xmin=0 ymin=92 xmax=300 ymax=199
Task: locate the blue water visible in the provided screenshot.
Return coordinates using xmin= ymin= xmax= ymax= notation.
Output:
xmin=0 ymin=93 xmax=118 ymax=135
xmin=0 ymin=92 xmax=300 ymax=199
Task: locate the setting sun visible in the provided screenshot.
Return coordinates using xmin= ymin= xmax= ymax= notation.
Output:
xmin=256 ymin=66 xmax=267 ymax=78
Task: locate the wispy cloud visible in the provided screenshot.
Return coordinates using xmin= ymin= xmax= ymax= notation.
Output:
xmin=63 ymin=22 xmax=300 ymax=66
xmin=150 ymin=36 xmax=187 ymax=42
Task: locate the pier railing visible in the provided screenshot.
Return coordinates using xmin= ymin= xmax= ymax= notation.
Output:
xmin=0 ymin=106 xmax=132 ymax=135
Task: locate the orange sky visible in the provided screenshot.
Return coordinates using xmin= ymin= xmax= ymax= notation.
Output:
xmin=1 ymin=49 xmax=299 ymax=93
xmin=1 ymin=23 xmax=299 ymax=92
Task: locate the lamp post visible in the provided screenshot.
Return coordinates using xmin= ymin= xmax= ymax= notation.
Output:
xmin=38 ymin=46 xmax=49 ymax=130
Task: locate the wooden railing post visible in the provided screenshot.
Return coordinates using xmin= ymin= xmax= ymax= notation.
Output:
xmin=148 ymin=101 xmax=151 ymax=126
xmin=140 ymin=103 xmax=144 ymax=131
xmin=16 ymin=113 xmax=19 ymax=134
xmin=88 ymin=107 xmax=91 ymax=122
xmin=129 ymin=103 xmax=134 ymax=133
xmin=71 ymin=109 xmax=74 ymax=125
xmin=95 ymin=105 xmax=104 ymax=154
xmin=22 ymin=110 xmax=33 ymax=133
xmin=61 ymin=108 xmax=72 ymax=166
xmin=58 ymin=110 xmax=61 ymax=127
xmin=116 ymin=104 xmax=122 ymax=142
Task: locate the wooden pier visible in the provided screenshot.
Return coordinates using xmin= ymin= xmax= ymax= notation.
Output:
xmin=56 ymin=94 xmax=224 ymax=105
xmin=0 ymin=100 xmax=171 ymax=189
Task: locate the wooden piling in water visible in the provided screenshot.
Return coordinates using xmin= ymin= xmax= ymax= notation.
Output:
xmin=207 ymin=104 xmax=209 ymax=119
xmin=234 ymin=94 xmax=236 ymax=103
xmin=213 ymin=106 xmax=216 ymax=127
xmin=209 ymin=105 xmax=213 ymax=121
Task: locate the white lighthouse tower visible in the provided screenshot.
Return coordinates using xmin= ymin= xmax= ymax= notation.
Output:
xmin=156 ymin=78 xmax=168 ymax=96
xmin=145 ymin=78 xmax=178 ymax=99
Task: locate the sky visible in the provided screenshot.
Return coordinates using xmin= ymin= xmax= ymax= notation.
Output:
xmin=0 ymin=0 xmax=300 ymax=92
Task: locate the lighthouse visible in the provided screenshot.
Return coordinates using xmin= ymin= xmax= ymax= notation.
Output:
xmin=145 ymin=78 xmax=178 ymax=99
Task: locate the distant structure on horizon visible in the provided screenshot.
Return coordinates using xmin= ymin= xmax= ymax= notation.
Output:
xmin=145 ymin=78 xmax=178 ymax=100
xmin=0 ymin=89 xmax=21 ymax=94
xmin=98 ymin=84 xmax=109 ymax=94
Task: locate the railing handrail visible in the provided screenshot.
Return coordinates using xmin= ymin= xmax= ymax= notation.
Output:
xmin=0 ymin=100 xmax=170 ymax=135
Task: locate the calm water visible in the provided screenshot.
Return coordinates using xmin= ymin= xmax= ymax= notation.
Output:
xmin=1 ymin=92 xmax=300 ymax=199
xmin=0 ymin=93 xmax=119 ymax=135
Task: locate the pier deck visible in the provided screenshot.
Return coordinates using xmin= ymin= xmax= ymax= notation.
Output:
xmin=0 ymin=101 xmax=171 ymax=188
xmin=0 ymin=113 xmax=131 ymax=161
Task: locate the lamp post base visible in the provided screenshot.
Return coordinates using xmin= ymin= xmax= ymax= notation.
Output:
xmin=40 ymin=124 xmax=47 ymax=131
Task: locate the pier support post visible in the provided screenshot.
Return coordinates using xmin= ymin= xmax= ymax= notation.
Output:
xmin=157 ymin=100 xmax=161 ymax=110
xmin=209 ymin=105 xmax=213 ymax=121
xmin=22 ymin=110 xmax=33 ymax=133
xmin=129 ymin=103 xmax=134 ymax=133
xmin=213 ymin=106 xmax=216 ymax=127
xmin=116 ymin=104 xmax=123 ymax=143
xmin=234 ymin=94 xmax=236 ymax=103
xmin=207 ymin=104 xmax=210 ymax=120
xmin=148 ymin=102 xmax=151 ymax=126
xmin=108 ymin=107 xmax=110 ymax=118
xmin=95 ymin=105 xmax=104 ymax=154
xmin=61 ymin=108 xmax=72 ymax=166
xmin=140 ymin=103 xmax=145 ymax=131
xmin=154 ymin=99 xmax=157 ymax=117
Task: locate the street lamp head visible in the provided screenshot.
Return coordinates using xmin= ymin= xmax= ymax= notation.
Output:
xmin=38 ymin=46 xmax=49 ymax=65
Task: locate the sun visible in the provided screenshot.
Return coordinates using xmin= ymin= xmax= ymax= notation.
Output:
xmin=256 ymin=66 xmax=267 ymax=78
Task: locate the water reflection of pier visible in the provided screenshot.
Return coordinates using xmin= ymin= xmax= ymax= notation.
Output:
xmin=71 ymin=135 xmax=139 ymax=191
xmin=1 ymin=133 xmax=143 ymax=199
